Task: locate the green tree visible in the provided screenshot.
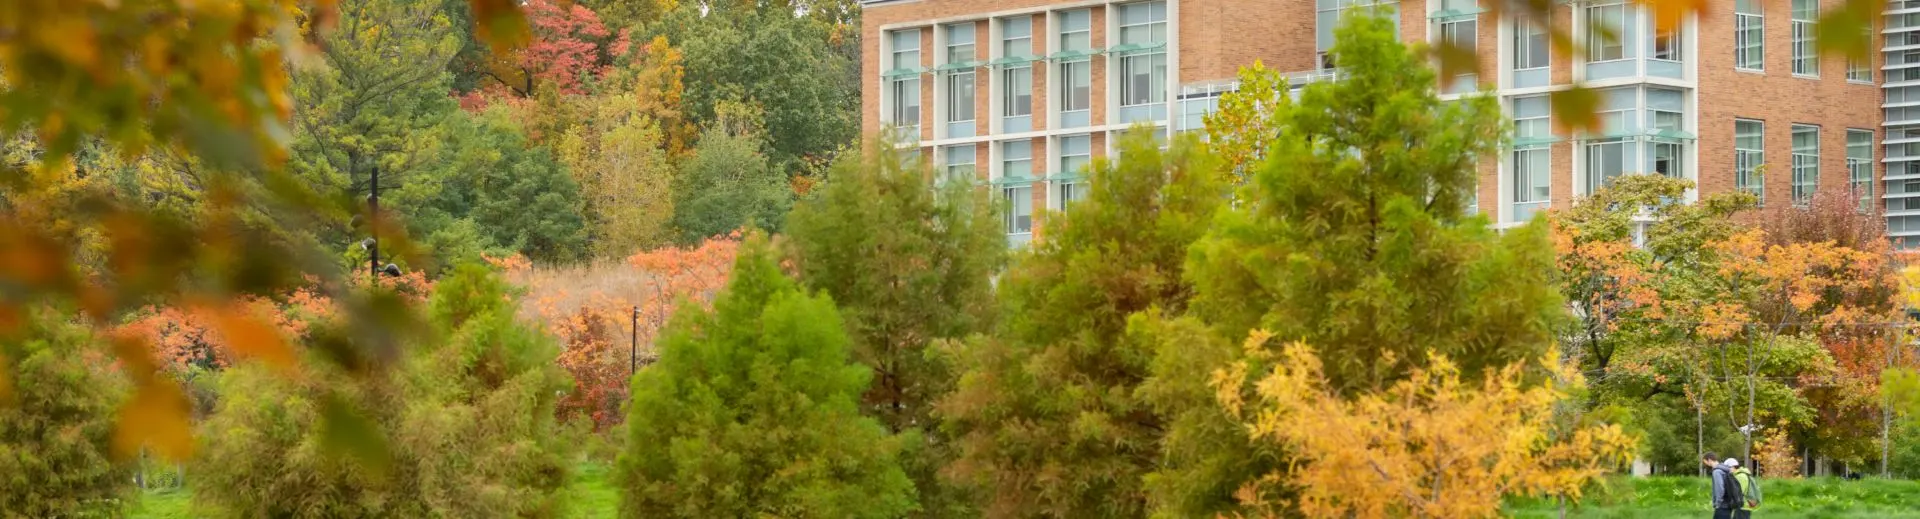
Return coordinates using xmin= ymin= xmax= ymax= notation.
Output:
xmin=1147 ymin=14 xmax=1562 ymax=516
xmin=0 ymin=310 xmax=132 ymax=518
xmin=648 ymin=2 xmax=857 ymax=167
xmin=671 ymin=125 xmax=790 ymax=243
xmin=937 ymin=131 xmax=1224 ymax=518
xmin=396 ymin=107 xmax=590 ymax=265
xmin=557 ymin=95 xmax=678 ymax=257
xmin=618 ymin=235 xmax=914 ymax=518
xmin=192 ymin=265 xmax=575 ymax=518
xmin=784 ymin=148 xmax=1005 ymax=517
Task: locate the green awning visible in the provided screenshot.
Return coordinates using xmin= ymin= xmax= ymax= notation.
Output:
xmin=1049 ymin=172 xmax=1086 ymax=182
xmin=1511 ymin=136 xmax=1561 ymax=147
xmin=1107 ymin=41 xmax=1167 ymax=56
xmin=934 ymin=60 xmax=984 ymax=72
xmin=1049 ymin=48 xmax=1103 ymax=61
xmin=992 ymin=175 xmax=1040 ymax=186
xmin=882 ymin=67 xmax=926 ymax=78
xmin=1428 ymin=7 xmax=1485 ymax=20
xmin=991 ymin=55 xmax=1043 ymax=67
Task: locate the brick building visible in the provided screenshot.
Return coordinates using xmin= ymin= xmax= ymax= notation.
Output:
xmin=860 ymin=0 xmax=1903 ymax=246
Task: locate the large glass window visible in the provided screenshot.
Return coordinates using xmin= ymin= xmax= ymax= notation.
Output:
xmin=1317 ymin=0 xmax=1400 ymax=69
xmin=1849 ymin=36 xmax=1874 ymax=82
xmin=943 ymin=144 xmax=976 ymax=185
xmin=887 ymin=29 xmax=922 ymax=129
xmin=1002 ymin=140 xmax=1033 ymax=180
xmin=1004 ymin=185 xmax=1033 ymax=245
xmin=1792 ymin=0 xmax=1817 ymax=76
xmin=1736 ymin=120 xmax=1764 ymax=201
xmin=1587 ymin=1 xmax=1629 ymax=62
xmin=1736 ymin=0 xmax=1763 ymax=70
xmin=1001 ymin=17 xmax=1033 ymax=132
xmin=1057 ymin=9 xmax=1093 ymax=128
xmin=1792 ymin=124 xmax=1819 ymax=205
xmin=944 ymin=23 xmax=976 ymax=135
xmin=1511 ymin=96 xmax=1551 ymax=223
xmin=1438 ymin=3 xmax=1477 ymax=94
xmin=1117 ymin=1 xmax=1169 ymax=118
xmin=1647 ymin=89 xmax=1685 ymax=179
xmin=1849 ymin=129 xmax=1875 ymax=211
xmin=1513 ymin=13 xmax=1549 ymax=88
xmin=1055 ymin=135 xmax=1092 ymax=211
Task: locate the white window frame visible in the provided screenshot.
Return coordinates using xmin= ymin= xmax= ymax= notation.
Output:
xmin=1792 ymin=124 xmax=1820 ymax=205
xmin=1586 ymin=1 xmax=1630 ymax=63
xmin=943 ymin=144 xmax=977 ymax=186
xmin=1316 ymin=0 xmax=1401 ymax=70
xmin=1792 ymin=0 xmax=1818 ymax=77
xmin=886 ymin=29 xmax=923 ymax=130
xmin=1736 ymin=119 xmax=1765 ymax=202
xmin=1512 ymin=13 xmax=1550 ymax=87
xmin=1001 ymin=17 xmax=1034 ymax=121
xmin=1735 ymin=0 xmax=1763 ymax=71
xmin=1057 ymin=9 xmax=1093 ymax=127
xmin=1437 ymin=9 xmax=1478 ymax=94
xmin=1848 ymin=129 xmax=1875 ymax=211
xmin=1510 ymin=95 xmax=1551 ymax=223
xmin=1116 ymin=1 xmax=1169 ymax=110
xmin=944 ymin=23 xmax=977 ymax=133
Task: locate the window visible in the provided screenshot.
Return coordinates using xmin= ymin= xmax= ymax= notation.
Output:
xmin=1585 ymin=88 xmax=1637 ymax=193
xmin=1792 ymin=0 xmax=1817 ymax=76
xmin=1513 ymin=13 xmax=1549 ymax=87
xmin=945 ymin=23 xmax=977 ymax=133
xmin=1849 ymin=129 xmax=1875 ymax=211
xmin=1058 ymin=9 xmax=1093 ymax=127
xmin=1058 ymin=135 xmax=1092 ymax=177
xmin=887 ymin=30 xmax=922 ymax=128
xmin=1317 ymin=0 xmax=1400 ymax=69
xmin=1001 ymin=17 xmax=1033 ymax=131
xmin=1438 ymin=3 xmax=1477 ymax=94
xmin=1647 ymin=89 xmax=1685 ymax=179
xmin=1849 ymin=44 xmax=1874 ymax=82
xmin=1512 ymin=96 xmax=1550 ymax=223
xmin=1587 ymin=139 xmax=1629 ymax=193
xmin=1735 ymin=120 xmax=1764 ymax=201
xmin=1792 ymin=124 xmax=1819 ymax=205
xmin=1002 ymin=140 xmax=1033 ymax=180
xmin=1055 ymin=135 xmax=1092 ymax=211
xmin=943 ymin=145 xmax=976 ymax=185
xmin=1117 ymin=2 xmax=1169 ymax=111
xmin=1736 ymin=0 xmax=1763 ymax=70
xmin=1587 ymin=1 xmax=1628 ymax=62
xmin=1652 ymin=23 xmax=1680 ymax=62
xmin=1004 ymin=186 xmax=1033 ymax=242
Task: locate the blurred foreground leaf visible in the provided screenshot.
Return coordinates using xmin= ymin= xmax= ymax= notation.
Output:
xmin=322 ymin=394 xmax=393 ymax=474
xmin=113 ymin=381 xmax=194 ymax=462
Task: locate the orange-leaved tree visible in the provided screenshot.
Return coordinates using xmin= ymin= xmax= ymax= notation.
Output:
xmin=1216 ymin=331 xmax=1637 ymax=519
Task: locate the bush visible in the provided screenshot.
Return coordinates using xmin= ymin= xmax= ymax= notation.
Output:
xmin=0 ymin=310 xmax=133 ymax=518
xmin=191 ymin=265 xmax=574 ymax=518
xmin=617 ymin=236 xmax=914 ymax=517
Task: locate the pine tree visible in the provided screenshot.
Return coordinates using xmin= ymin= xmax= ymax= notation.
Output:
xmin=1146 ymin=14 xmax=1563 ymax=516
xmin=618 ymin=235 xmax=915 ymax=518
xmin=937 ymin=131 xmax=1225 ymax=518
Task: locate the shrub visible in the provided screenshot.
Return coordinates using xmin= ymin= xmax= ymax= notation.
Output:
xmin=191 ymin=265 xmax=574 ymax=518
xmin=617 ymin=236 xmax=914 ymax=517
xmin=0 ymin=310 xmax=133 ymax=517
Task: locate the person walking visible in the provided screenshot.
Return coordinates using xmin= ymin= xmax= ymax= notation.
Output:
xmin=1704 ymin=452 xmax=1743 ymax=519
xmin=1729 ymin=458 xmax=1759 ymax=518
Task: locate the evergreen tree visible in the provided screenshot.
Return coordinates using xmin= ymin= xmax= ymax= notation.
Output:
xmin=1146 ymin=14 xmax=1562 ymax=516
xmin=618 ymin=235 xmax=914 ymax=518
xmin=0 ymin=310 xmax=132 ymax=517
xmin=397 ymin=107 xmax=591 ymax=264
xmin=938 ymin=131 xmax=1225 ymax=518
xmin=670 ymin=125 xmax=791 ymax=243
xmin=784 ymin=148 xmax=1005 ymax=517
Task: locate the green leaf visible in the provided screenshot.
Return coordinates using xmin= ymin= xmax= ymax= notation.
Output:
xmin=321 ymin=394 xmax=393 ymax=475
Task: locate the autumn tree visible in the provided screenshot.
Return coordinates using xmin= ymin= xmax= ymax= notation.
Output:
xmin=0 ymin=310 xmax=132 ymax=517
xmin=463 ymin=0 xmax=629 ymax=99
xmin=937 ymin=131 xmax=1225 ymax=518
xmin=785 ymin=146 xmax=1005 ymax=517
xmin=1216 ymin=332 xmax=1637 ymax=518
xmin=1145 ymin=15 xmax=1563 ymax=516
xmin=617 ymin=235 xmax=915 ymax=518
xmin=557 ymin=95 xmax=677 ymax=257
xmin=193 ymin=265 xmax=574 ymax=518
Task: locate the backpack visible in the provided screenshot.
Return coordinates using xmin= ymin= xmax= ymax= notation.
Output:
xmin=1715 ymin=467 xmax=1744 ymax=508
xmin=1735 ymin=469 xmax=1762 ymax=506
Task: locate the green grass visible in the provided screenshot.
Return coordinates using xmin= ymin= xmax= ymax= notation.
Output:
xmin=125 ymin=462 xmax=624 ymax=518
xmin=1505 ymin=476 xmax=1920 ymax=519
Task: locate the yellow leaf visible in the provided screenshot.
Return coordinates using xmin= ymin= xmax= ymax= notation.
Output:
xmin=199 ymin=301 xmax=298 ymax=370
xmin=35 ymin=17 xmax=99 ymax=70
xmin=1635 ymin=0 xmax=1706 ymax=33
xmin=1551 ymin=86 xmax=1602 ymax=136
xmin=469 ymin=0 xmax=531 ymax=55
xmin=1432 ymin=40 xmax=1478 ymax=84
xmin=113 ymin=382 xmax=194 ymax=462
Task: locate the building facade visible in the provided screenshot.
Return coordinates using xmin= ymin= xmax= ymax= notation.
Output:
xmin=860 ymin=0 xmax=1892 ymax=246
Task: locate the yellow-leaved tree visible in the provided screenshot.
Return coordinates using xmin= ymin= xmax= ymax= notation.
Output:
xmin=1216 ymin=331 xmax=1637 ymax=519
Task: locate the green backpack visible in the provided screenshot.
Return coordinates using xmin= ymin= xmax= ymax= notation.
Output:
xmin=1734 ymin=469 xmax=1762 ymax=506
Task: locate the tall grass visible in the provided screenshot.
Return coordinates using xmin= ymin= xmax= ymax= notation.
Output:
xmin=1506 ymin=476 xmax=1920 ymax=518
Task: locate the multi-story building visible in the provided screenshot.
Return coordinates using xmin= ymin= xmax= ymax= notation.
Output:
xmin=860 ymin=0 xmax=1891 ymax=246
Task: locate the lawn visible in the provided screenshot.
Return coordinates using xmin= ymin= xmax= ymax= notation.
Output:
xmin=126 ymin=462 xmax=624 ymax=518
xmin=1505 ymin=476 xmax=1920 ymax=519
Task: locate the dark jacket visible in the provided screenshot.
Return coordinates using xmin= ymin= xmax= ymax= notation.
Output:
xmin=1711 ymin=462 xmax=1744 ymax=510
